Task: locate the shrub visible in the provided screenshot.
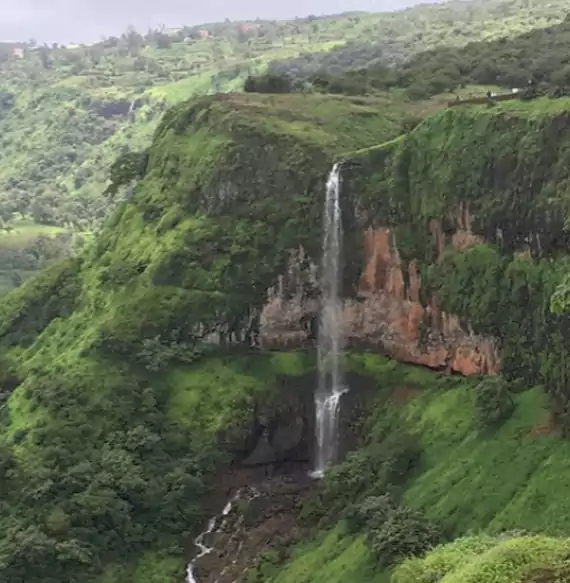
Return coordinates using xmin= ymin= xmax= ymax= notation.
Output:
xmin=301 ymin=431 xmax=422 ymax=526
xmin=392 ymin=535 xmax=570 ymax=583
xmin=370 ymin=505 xmax=442 ymax=566
xmin=245 ymin=550 xmax=282 ymax=583
xmin=243 ymin=74 xmax=293 ymax=94
xmin=345 ymin=493 xmax=396 ymax=533
xmin=400 ymin=115 xmax=423 ymax=134
xmin=136 ymin=333 xmax=204 ymax=371
xmin=474 ymin=376 xmax=515 ymax=430
xmin=391 ymin=534 xmax=500 ymax=583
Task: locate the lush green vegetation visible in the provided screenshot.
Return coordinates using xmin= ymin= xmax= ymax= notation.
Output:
xmin=342 ymin=98 xmax=570 ymax=427
xmin=261 ymin=12 xmax=570 ymax=100
xmin=392 ymin=534 xmax=570 ymax=583
xmin=249 ymin=97 xmax=570 ymax=583
xmin=392 ymin=11 xmax=570 ymax=99
xmin=0 ymin=0 xmax=567 ymax=295
xmin=267 ymin=0 xmax=569 ymax=84
xmin=264 ymin=354 xmax=570 ymax=583
xmin=6 ymin=9 xmax=570 ymax=579
xmin=1 ymin=0 xmax=566 ymax=233
xmin=0 ymin=91 xmax=404 ymax=583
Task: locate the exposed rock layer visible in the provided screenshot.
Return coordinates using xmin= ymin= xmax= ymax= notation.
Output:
xmin=260 ymin=225 xmax=499 ymax=376
xmin=191 ymin=476 xmax=314 ymax=583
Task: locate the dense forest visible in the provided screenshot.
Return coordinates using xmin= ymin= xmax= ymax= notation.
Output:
xmin=253 ymin=13 xmax=570 ymax=99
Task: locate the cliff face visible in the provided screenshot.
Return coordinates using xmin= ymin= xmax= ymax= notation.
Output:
xmin=0 ymin=92 xmax=411 ymax=583
xmin=349 ymin=225 xmax=499 ymax=375
xmin=4 ymin=90 xmax=570 ymax=583
xmin=260 ymin=223 xmax=499 ymax=375
xmin=264 ymin=98 xmax=570 ymax=389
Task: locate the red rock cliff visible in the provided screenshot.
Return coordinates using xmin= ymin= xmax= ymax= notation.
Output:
xmin=260 ymin=220 xmax=499 ymax=376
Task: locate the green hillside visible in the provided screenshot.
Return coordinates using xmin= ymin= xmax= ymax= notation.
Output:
xmin=6 ymin=17 xmax=570 ymax=580
xmin=267 ymin=0 xmax=569 ymax=79
xmin=4 ymin=84 xmax=570 ymax=583
xmin=0 ymin=91 xmax=405 ymax=583
xmin=0 ymin=0 xmax=568 ymax=296
xmin=1 ymin=0 xmax=568 ymax=233
xmin=265 ymin=354 xmax=570 ymax=583
xmin=256 ymin=92 xmax=570 ymax=583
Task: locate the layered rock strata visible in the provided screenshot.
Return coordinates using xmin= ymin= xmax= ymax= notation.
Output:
xmin=260 ymin=223 xmax=499 ymax=376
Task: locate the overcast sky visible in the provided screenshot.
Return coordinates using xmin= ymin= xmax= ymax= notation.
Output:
xmin=0 ymin=0 xmax=439 ymax=44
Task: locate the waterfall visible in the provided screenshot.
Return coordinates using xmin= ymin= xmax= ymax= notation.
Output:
xmin=186 ymin=495 xmax=235 ymax=583
xmin=186 ymin=487 xmax=259 ymax=583
xmin=311 ymin=163 xmax=347 ymax=479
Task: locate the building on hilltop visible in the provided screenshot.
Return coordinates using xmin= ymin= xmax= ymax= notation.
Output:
xmin=239 ymin=23 xmax=260 ymax=32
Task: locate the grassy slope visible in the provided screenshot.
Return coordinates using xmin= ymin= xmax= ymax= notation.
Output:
xmin=270 ymin=354 xmax=570 ymax=583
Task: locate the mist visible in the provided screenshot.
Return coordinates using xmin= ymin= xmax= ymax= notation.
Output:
xmin=0 ymin=0 xmax=443 ymax=44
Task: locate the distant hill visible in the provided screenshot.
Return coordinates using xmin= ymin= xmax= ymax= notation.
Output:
xmin=0 ymin=0 xmax=567 ymax=295
xmin=267 ymin=0 xmax=569 ymax=77
xmin=270 ymin=12 xmax=570 ymax=101
xmin=1 ymin=0 xmax=567 ymax=232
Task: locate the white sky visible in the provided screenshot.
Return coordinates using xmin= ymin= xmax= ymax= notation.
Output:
xmin=0 ymin=0 xmax=441 ymax=43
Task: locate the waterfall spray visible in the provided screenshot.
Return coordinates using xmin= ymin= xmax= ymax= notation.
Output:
xmin=311 ymin=163 xmax=347 ymax=479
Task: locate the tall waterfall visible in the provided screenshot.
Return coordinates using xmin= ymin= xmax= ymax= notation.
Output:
xmin=311 ymin=163 xmax=347 ymax=479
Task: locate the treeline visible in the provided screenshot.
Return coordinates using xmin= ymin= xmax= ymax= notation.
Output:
xmin=258 ymin=13 xmax=570 ymax=100
xmin=397 ymin=12 xmax=570 ymax=98
xmin=267 ymin=0 xmax=568 ymax=77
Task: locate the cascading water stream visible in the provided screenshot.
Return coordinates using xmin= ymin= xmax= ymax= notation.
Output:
xmin=186 ymin=487 xmax=259 ymax=583
xmin=186 ymin=501 xmax=232 ymax=583
xmin=311 ymin=163 xmax=347 ymax=479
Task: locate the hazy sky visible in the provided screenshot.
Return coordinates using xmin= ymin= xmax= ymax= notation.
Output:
xmin=0 ymin=0 xmax=439 ymax=44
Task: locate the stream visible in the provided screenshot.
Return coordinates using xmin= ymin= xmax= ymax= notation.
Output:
xmin=186 ymin=487 xmax=260 ymax=583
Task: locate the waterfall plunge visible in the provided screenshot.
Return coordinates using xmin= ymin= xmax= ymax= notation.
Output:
xmin=310 ymin=163 xmax=347 ymax=479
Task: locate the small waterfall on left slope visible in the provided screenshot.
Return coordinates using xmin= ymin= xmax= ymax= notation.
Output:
xmin=310 ymin=163 xmax=348 ymax=479
xmin=186 ymin=487 xmax=259 ymax=583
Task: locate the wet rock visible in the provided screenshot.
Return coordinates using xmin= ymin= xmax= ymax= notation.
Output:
xmin=242 ymin=431 xmax=278 ymax=466
xmin=189 ymin=478 xmax=315 ymax=583
xmin=270 ymin=415 xmax=304 ymax=455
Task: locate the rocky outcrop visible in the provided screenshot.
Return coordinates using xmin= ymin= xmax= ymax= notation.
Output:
xmin=260 ymin=215 xmax=500 ymax=376
xmin=190 ymin=476 xmax=314 ymax=583
xmin=345 ymin=225 xmax=498 ymax=375
xmin=226 ymin=369 xmax=378 ymax=473
xmin=216 ymin=370 xmax=315 ymax=470
xmin=260 ymin=247 xmax=319 ymax=350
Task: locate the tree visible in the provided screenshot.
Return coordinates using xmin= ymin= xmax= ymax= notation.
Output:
xmin=244 ymin=74 xmax=293 ymax=93
xmin=105 ymin=151 xmax=149 ymax=197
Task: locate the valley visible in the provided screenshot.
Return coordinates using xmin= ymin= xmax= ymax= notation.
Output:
xmin=3 ymin=1 xmax=570 ymax=582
